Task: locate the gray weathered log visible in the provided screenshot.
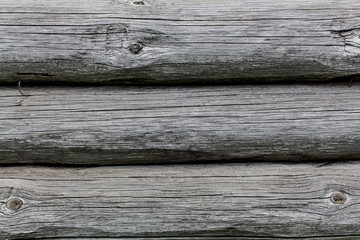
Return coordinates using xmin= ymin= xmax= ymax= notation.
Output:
xmin=1 ymin=0 xmax=360 ymax=84
xmin=0 ymin=84 xmax=359 ymax=165
xmin=0 ymin=162 xmax=360 ymax=239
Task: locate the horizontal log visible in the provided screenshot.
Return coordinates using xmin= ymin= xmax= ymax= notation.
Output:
xmin=0 ymin=162 xmax=360 ymax=239
xmin=0 ymin=0 xmax=360 ymax=84
xmin=0 ymin=84 xmax=359 ymax=165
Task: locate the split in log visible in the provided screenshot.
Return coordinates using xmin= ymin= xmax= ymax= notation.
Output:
xmin=1 ymin=84 xmax=359 ymax=165
xmin=0 ymin=0 xmax=360 ymax=84
xmin=0 ymin=162 xmax=359 ymax=239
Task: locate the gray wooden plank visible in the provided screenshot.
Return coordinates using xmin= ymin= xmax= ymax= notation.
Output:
xmin=0 ymin=162 xmax=360 ymax=238
xmin=0 ymin=0 xmax=360 ymax=84
xmin=0 ymin=84 xmax=359 ymax=165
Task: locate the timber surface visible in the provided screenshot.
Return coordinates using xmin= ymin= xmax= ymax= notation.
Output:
xmin=0 ymin=162 xmax=360 ymax=239
xmin=0 ymin=0 xmax=360 ymax=84
xmin=0 ymin=84 xmax=359 ymax=165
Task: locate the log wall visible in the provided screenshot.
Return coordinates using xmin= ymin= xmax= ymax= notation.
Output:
xmin=1 ymin=1 xmax=360 ymax=239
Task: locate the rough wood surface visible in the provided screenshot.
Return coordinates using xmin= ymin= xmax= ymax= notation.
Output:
xmin=0 ymin=162 xmax=360 ymax=239
xmin=1 ymin=84 xmax=359 ymax=165
xmin=1 ymin=0 xmax=360 ymax=84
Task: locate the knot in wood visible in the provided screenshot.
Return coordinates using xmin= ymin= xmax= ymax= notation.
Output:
xmin=129 ymin=43 xmax=142 ymax=54
xmin=330 ymin=193 xmax=346 ymax=204
xmin=6 ymin=198 xmax=23 ymax=211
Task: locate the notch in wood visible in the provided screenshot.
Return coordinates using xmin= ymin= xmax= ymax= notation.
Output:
xmin=133 ymin=1 xmax=145 ymax=5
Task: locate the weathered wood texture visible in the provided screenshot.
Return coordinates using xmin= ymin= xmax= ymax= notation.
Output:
xmin=1 ymin=0 xmax=360 ymax=84
xmin=1 ymin=84 xmax=359 ymax=165
xmin=0 ymin=162 xmax=359 ymax=239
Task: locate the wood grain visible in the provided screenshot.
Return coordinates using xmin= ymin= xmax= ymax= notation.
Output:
xmin=1 ymin=0 xmax=360 ymax=84
xmin=0 ymin=84 xmax=359 ymax=165
xmin=0 ymin=162 xmax=360 ymax=239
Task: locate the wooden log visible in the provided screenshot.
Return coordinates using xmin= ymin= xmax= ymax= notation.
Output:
xmin=1 ymin=84 xmax=359 ymax=165
xmin=0 ymin=162 xmax=360 ymax=239
xmin=0 ymin=0 xmax=360 ymax=84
